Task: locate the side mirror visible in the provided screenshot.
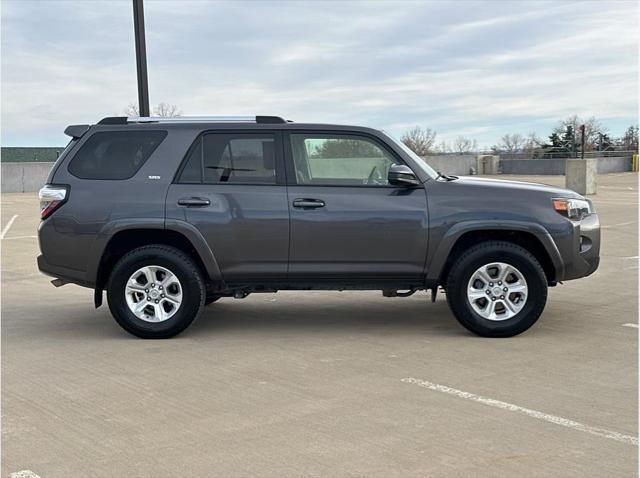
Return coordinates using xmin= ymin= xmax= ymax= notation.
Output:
xmin=388 ymin=164 xmax=420 ymax=186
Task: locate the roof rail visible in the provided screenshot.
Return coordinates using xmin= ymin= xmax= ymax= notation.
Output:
xmin=96 ymin=115 xmax=288 ymax=124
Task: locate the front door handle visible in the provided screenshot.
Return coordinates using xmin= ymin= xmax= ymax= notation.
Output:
xmin=292 ymin=198 xmax=325 ymax=209
xmin=177 ymin=197 xmax=210 ymax=207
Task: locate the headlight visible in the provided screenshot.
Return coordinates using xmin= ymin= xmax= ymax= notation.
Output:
xmin=552 ymin=198 xmax=594 ymax=221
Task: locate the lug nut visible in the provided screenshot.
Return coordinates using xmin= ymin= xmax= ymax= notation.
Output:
xmin=155 ymin=300 xmax=159 ymax=304
xmin=151 ymin=283 xmax=155 ymax=288
xmin=489 ymin=282 xmax=494 ymax=286
xmin=486 ymin=290 xmax=491 ymax=295
xmin=159 ymin=286 xmax=163 ymax=290
xmin=491 ymin=297 xmax=496 ymax=301
xmin=498 ymin=281 xmax=502 ymax=285
xmin=500 ymin=295 xmax=504 ymax=299
xmin=147 ymin=297 xmax=151 ymax=301
xmin=161 ymin=294 xmax=165 ymax=298
xmin=145 ymin=289 xmax=149 ymax=293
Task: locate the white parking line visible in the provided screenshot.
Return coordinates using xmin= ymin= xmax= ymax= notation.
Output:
xmin=10 ymin=471 xmax=41 ymax=478
xmin=622 ymin=323 xmax=639 ymax=329
xmin=1 ymin=214 xmax=19 ymax=239
xmin=401 ymin=377 xmax=638 ymax=446
xmin=601 ymin=221 xmax=637 ymax=229
xmin=1 ymin=235 xmax=37 ymax=240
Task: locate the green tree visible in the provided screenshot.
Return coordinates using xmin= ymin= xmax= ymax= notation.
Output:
xmin=620 ymin=125 xmax=639 ymax=151
xmin=597 ymin=133 xmax=613 ymax=152
xmin=547 ymin=132 xmax=562 ymax=148
xmin=312 ymin=139 xmax=382 ymax=159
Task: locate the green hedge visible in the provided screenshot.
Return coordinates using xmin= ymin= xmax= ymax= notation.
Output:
xmin=1 ymin=147 xmax=65 ymax=162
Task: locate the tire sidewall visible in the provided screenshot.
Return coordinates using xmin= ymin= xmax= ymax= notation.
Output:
xmin=449 ymin=246 xmax=547 ymax=337
xmin=107 ymin=248 xmax=204 ymax=338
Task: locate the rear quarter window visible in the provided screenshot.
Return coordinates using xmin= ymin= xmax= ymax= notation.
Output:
xmin=67 ymin=130 xmax=167 ymax=180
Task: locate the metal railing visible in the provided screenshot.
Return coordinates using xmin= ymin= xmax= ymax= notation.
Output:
xmin=493 ymin=150 xmax=636 ymax=160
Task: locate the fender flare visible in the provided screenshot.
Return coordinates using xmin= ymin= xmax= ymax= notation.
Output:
xmin=87 ymin=218 xmax=223 ymax=286
xmin=425 ymin=220 xmax=564 ymax=283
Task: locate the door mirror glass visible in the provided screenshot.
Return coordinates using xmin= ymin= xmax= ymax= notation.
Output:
xmin=388 ymin=164 xmax=420 ymax=186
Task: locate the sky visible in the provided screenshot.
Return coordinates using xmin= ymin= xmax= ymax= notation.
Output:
xmin=1 ymin=0 xmax=638 ymax=148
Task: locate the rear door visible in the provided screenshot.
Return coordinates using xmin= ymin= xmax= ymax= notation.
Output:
xmin=285 ymin=131 xmax=429 ymax=279
xmin=166 ymin=131 xmax=289 ymax=281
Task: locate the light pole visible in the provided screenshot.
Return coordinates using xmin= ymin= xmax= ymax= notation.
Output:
xmin=132 ymin=0 xmax=150 ymax=117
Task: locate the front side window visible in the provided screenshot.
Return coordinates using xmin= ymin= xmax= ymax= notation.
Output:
xmin=290 ymin=134 xmax=399 ymax=186
xmin=68 ymin=130 xmax=166 ymax=180
xmin=178 ymin=133 xmax=277 ymax=184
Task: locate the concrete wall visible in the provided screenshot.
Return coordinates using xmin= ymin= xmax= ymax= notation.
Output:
xmin=500 ymin=156 xmax=632 ymax=175
xmin=421 ymin=155 xmax=477 ymax=175
xmin=501 ymin=159 xmax=567 ymax=175
xmin=308 ymin=157 xmax=389 ymax=179
xmin=596 ymin=156 xmax=632 ymax=174
xmin=2 ymin=162 xmax=54 ymax=193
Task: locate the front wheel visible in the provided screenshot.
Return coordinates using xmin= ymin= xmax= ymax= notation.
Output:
xmin=107 ymin=245 xmax=205 ymax=339
xmin=445 ymin=241 xmax=548 ymax=337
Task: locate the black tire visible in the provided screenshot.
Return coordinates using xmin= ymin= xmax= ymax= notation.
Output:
xmin=205 ymin=296 xmax=221 ymax=306
xmin=445 ymin=241 xmax=547 ymax=337
xmin=107 ymin=245 xmax=205 ymax=339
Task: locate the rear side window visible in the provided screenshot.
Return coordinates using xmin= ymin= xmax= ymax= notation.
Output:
xmin=177 ymin=133 xmax=277 ymax=184
xmin=68 ymin=130 xmax=166 ymax=180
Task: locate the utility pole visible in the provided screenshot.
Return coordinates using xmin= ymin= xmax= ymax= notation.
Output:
xmin=132 ymin=0 xmax=150 ymax=117
xmin=580 ymin=124 xmax=585 ymax=159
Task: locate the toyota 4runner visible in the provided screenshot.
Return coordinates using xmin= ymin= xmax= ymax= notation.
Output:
xmin=37 ymin=115 xmax=600 ymax=338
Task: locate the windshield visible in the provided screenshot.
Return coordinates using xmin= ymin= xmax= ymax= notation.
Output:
xmin=382 ymin=131 xmax=438 ymax=179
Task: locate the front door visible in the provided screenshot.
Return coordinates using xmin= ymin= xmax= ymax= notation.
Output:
xmin=166 ymin=131 xmax=289 ymax=281
xmin=285 ymin=132 xmax=429 ymax=279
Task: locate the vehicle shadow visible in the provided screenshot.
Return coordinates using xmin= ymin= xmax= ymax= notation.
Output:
xmin=187 ymin=296 xmax=465 ymax=338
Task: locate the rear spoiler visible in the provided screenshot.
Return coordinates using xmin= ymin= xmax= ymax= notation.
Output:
xmin=64 ymin=124 xmax=90 ymax=139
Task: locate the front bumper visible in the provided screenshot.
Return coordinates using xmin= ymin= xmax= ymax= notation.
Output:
xmin=559 ymin=212 xmax=600 ymax=281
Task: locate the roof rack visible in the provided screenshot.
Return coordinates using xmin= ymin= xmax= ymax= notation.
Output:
xmin=97 ymin=116 xmax=288 ymax=125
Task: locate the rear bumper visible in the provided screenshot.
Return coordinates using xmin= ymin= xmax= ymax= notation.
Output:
xmin=37 ymin=254 xmax=94 ymax=288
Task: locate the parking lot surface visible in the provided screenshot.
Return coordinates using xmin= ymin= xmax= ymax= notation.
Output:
xmin=2 ymin=174 xmax=638 ymax=477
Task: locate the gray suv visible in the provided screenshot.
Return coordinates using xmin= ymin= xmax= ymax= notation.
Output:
xmin=37 ymin=116 xmax=600 ymax=339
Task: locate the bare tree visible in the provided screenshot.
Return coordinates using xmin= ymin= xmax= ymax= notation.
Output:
xmin=401 ymin=126 xmax=437 ymax=156
xmin=124 ymin=102 xmax=140 ymax=116
xmin=154 ymin=102 xmax=182 ymax=117
xmin=493 ymin=133 xmax=525 ymax=153
xmin=452 ymin=136 xmax=477 ymax=154
xmin=523 ymin=132 xmax=544 ymax=152
xmin=124 ymin=102 xmax=182 ymax=117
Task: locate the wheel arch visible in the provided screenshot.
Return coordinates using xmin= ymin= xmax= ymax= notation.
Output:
xmin=427 ymin=221 xmax=563 ymax=287
xmin=89 ymin=220 xmax=223 ymax=301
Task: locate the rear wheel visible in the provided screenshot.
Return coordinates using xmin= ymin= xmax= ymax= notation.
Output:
xmin=107 ymin=245 xmax=205 ymax=339
xmin=445 ymin=241 xmax=547 ymax=337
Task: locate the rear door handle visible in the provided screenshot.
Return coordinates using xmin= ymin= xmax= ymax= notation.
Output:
xmin=177 ymin=197 xmax=210 ymax=207
xmin=293 ymin=198 xmax=325 ymax=209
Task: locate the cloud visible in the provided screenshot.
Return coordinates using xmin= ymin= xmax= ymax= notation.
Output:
xmin=1 ymin=0 xmax=637 ymax=148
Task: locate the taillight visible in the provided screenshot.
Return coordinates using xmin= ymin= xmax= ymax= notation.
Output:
xmin=39 ymin=185 xmax=68 ymax=220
